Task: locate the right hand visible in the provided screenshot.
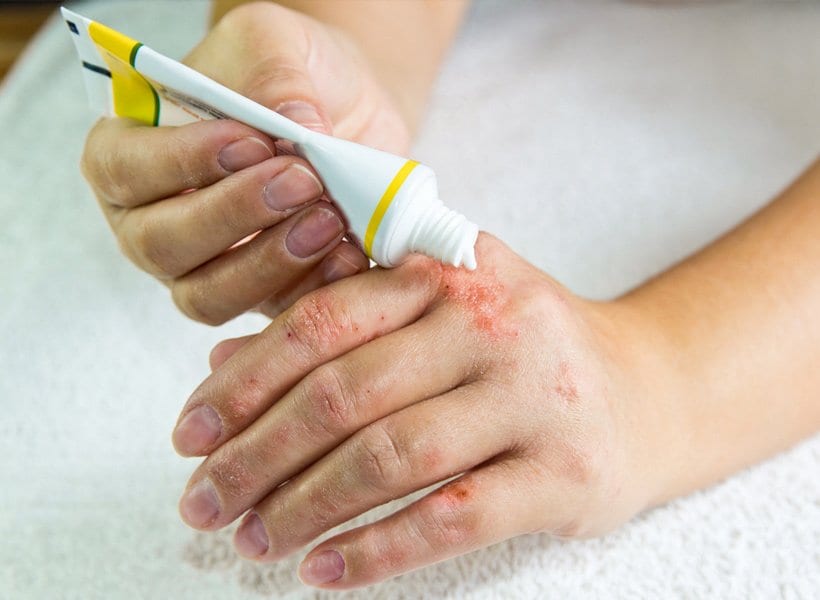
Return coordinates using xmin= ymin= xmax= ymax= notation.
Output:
xmin=81 ymin=2 xmax=411 ymax=325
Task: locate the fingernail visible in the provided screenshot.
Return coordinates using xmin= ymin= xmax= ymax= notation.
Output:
xmin=322 ymin=252 xmax=361 ymax=284
xmin=276 ymin=101 xmax=328 ymax=133
xmin=218 ymin=137 xmax=273 ymax=172
xmin=264 ymin=164 xmax=323 ymax=211
xmin=286 ymin=207 xmax=344 ymax=258
xmin=299 ymin=550 xmax=345 ymax=585
xmin=234 ymin=512 xmax=269 ymax=559
xmin=173 ymin=405 xmax=222 ymax=455
xmin=179 ymin=479 xmax=220 ymax=528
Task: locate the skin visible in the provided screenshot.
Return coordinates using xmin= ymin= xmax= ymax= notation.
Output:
xmin=173 ymin=157 xmax=820 ymax=588
xmin=81 ymin=0 xmax=468 ymax=323
xmin=175 ymin=234 xmax=650 ymax=581
xmin=79 ymin=0 xmax=820 ymax=590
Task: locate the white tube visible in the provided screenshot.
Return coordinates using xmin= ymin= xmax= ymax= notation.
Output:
xmin=135 ymin=46 xmax=310 ymax=144
xmin=61 ymin=7 xmax=478 ymax=269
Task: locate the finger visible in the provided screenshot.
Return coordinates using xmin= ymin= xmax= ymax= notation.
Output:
xmin=115 ymin=156 xmax=323 ymax=279
xmin=83 ymin=117 xmax=277 ymax=209
xmin=209 ymin=335 xmax=256 ymax=372
xmin=257 ymin=241 xmax=370 ymax=319
xmin=169 ymin=204 xmax=348 ymax=325
xmin=172 ymin=257 xmax=443 ymax=456
xmin=232 ymin=383 xmax=511 ymax=561
xmin=181 ymin=309 xmax=473 ymax=531
xmin=187 ymin=3 xmax=331 ymax=132
xmin=297 ymin=458 xmax=551 ymax=589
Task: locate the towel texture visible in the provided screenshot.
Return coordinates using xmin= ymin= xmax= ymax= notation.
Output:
xmin=1 ymin=1 xmax=818 ymax=598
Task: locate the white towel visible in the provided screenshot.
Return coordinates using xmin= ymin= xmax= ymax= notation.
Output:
xmin=1 ymin=1 xmax=818 ymax=598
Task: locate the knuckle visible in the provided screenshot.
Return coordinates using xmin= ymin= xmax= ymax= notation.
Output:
xmin=113 ymin=221 xmax=139 ymax=266
xmin=115 ymin=214 xmax=146 ymax=267
xmin=518 ymin=449 xmax=606 ymax=540
xmin=155 ymin=132 xmax=204 ymax=191
xmin=557 ymin=440 xmax=603 ymax=488
xmin=304 ymin=482 xmax=345 ymax=532
xmin=282 ymin=289 xmax=355 ymax=361
xmin=304 ymin=364 xmax=358 ymax=437
xmin=172 ymin=279 xmax=227 ymax=326
xmin=354 ymin=424 xmax=406 ymax=490
xmin=88 ymin=142 xmax=139 ymax=206
xmin=124 ymin=216 xmax=175 ymax=278
xmin=530 ymin=434 xmax=603 ymax=490
xmin=399 ymin=255 xmax=445 ymax=296
xmin=210 ymin=185 xmax=254 ymax=232
xmin=414 ymin=497 xmax=476 ymax=549
xmin=244 ymin=61 xmax=310 ymax=107
xmin=221 ymin=376 xmax=267 ymax=423
xmin=206 ymin=445 xmax=258 ymax=501
xmin=211 ymin=167 xmax=279 ymax=233
xmin=80 ymin=125 xmax=108 ymax=186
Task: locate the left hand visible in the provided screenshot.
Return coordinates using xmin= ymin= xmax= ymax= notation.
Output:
xmin=171 ymin=233 xmax=666 ymax=589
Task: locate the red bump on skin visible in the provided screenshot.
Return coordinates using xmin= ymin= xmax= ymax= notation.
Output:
xmin=439 ymin=267 xmax=518 ymax=339
xmin=289 ymin=294 xmax=352 ymax=348
xmin=432 ymin=480 xmax=472 ymax=509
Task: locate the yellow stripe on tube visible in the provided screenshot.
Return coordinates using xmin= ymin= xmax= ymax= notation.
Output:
xmin=88 ymin=21 xmax=159 ymax=125
xmin=363 ymin=160 xmax=419 ymax=258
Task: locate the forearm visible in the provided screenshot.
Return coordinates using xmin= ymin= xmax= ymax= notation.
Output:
xmin=619 ymin=157 xmax=820 ymax=505
xmin=211 ymin=0 xmax=469 ymax=132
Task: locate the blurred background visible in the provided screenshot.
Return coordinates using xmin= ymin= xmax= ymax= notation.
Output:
xmin=0 ymin=1 xmax=61 ymax=80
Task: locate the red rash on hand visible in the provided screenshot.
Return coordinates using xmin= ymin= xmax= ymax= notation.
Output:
xmin=432 ymin=480 xmax=472 ymax=509
xmin=440 ymin=266 xmax=518 ymax=339
xmin=218 ymin=375 xmax=264 ymax=422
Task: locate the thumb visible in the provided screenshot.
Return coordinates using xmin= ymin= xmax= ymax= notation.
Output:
xmin=186 ymin=3 xmax=332 ymax=134
xmin=242 ymin=58 xmax=332 ymax=135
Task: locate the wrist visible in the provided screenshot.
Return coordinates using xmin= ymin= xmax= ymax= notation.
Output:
xmin=586 ymin=294 xmax=689 ymax=511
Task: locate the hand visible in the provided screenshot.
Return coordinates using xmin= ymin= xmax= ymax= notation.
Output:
xmin=172 ymin=234 xmax=667 ymax=589
xmin=80 ymin=2 xmax=410 ymax=324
